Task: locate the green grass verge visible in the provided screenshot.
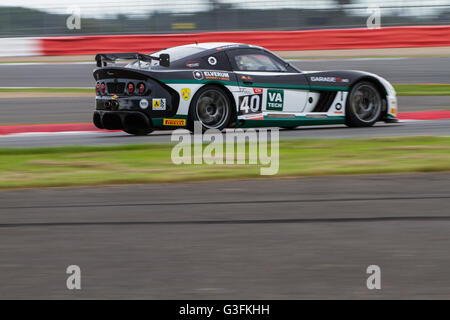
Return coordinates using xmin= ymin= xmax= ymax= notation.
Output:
xmin=393 ymin=84 xmax=450 ymax=96
xmin=1 ymin=136 xmax=450 ymax=189
xmin=1 ymin=85 xmax=449 ymax=96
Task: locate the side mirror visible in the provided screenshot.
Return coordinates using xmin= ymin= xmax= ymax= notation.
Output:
xmin=159 ymin=54 xmax=170 ymax=67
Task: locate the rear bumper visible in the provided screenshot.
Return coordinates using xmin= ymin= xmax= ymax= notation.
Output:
xmin=93 ymin=110 xmax=151 ymax=130
xmin=93 ymin=110 xmax=188 ymax=131
xmin=96 ymin=96 xmax=177 ymax=118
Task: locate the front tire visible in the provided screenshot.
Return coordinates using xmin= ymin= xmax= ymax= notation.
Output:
xmin=345 ymin=81 xmax=382 ymax=127
xmin=188 ymin=86 xmax=233 ymax=132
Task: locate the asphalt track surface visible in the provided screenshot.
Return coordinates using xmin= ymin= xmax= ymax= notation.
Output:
xmin=1 ymin=173 xmax=450 ymax=299
xmin=1 ymin=57 xmax=450 ymax=300
xmin=0 ymin=119 xmax=449 ymax=148
xmin=0 ymin=57 xmax=449 ymax=87
xmin=1 ymin=96 xmax=448 ymax=126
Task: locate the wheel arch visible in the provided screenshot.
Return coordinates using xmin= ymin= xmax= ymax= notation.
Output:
xmin=188 ymin=82 xmax=237 ymax=128
xmin=349 ymin=76 xmax=388 ymax=118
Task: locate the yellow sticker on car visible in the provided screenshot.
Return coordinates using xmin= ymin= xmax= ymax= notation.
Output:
xmin=152 ymin=98 xmax=166 ymax=110
xmin=390 ymin=107 xmax=397 ymax=115
xmin=181 ymin=88 xmax=191 ymax=101
xmin=163 ymin=119 xmax=186 ymax=126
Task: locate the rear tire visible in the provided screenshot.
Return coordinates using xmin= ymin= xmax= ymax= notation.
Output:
xmin=122 ymin=128 xmax=153 ymax=136
xmin=188 ymin=85 xmax=233 ymax=132
xmin=345 ymin=81 xmax=382 ymax=127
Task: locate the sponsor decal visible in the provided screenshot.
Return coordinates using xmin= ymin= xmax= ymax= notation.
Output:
xmin=193 ymin=71 xmax=230 ymax=81
xmin=163 ymin=119 xmax=186 ymax=126
xmin=193 ymin=71 xmax=204 ymax=80
xmin=139 ymin=98 xmax=149 ymax=109
xmin=152 ymin=98 xmax=166 ymax=110
xmin=239 ymin=94 xmax=262 ymax=115
xmin=180 ymin=88 xmax=191 ymax=101
xmin=203 ymin=71 xmax=230 ymax=81
xmin=241 ymin=75 xmax=253 ymax=81
xmin=334 ymin=111 xmax=344 ymax=114
xmin=266 ymin=89 xmax=284 ymax=111
xmin=111 ymin=94 xmax=118 ymax=100
xmin=253 ymin=88 xmax=263 ymax=94
xmin=207 ymin=56 xmax=217 ymax=65
xmin=390 ymin=107 xmax=397 ymax=115
xmin=186 ymin=61 xmax=200 ymax=68
xmin=335 ymin=103 xmax=342 ymax=110
xmin=310 ymin=76 xmax=349 ymax=83
xmin=335 ymin=77 xmax=349 ymax=83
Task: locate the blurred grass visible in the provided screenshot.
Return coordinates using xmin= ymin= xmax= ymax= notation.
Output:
xmin=0 ymin=85 xmax=449 ymax=96
xmin=0 ymin=136 xmax=450 ymax=189
xmin=393 ymin=84 xmax=450 ymax=96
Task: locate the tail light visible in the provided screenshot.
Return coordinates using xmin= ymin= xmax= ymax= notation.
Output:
xmin=138 ymin=83 xmax=146 ymax=95
xmin=95 ymin=82 xmax=100 ymax=95
xmin=100 ymin=82 xmax=106 ymax=94
xmin=127 ymin=83 xmax=135 ymax=94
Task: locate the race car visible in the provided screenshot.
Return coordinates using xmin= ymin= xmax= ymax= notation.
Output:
xmin=92 ymin=42 xmax=398 ymax=135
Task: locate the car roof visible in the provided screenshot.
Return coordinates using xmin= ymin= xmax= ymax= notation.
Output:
xmin=172 ymin=42 xmax=260 ymax=51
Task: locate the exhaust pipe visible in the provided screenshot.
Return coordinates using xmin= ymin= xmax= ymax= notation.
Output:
xmin=104 ymin=101 xmax=111 ymax=109
xmin=111 ymin=100 xmax=119 ymax=110
xmin=93 ymin=112 xmax=104 ymax=129
xmin=102 ymin=113 xmax=122 ymax=130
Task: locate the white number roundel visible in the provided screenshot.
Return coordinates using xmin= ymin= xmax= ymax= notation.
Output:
xmin=208 ymin=56 xmax=217 ymax=65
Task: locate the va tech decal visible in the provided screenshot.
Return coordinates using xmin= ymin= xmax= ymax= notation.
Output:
xmin=266 ymin=89 xmax=284 ymax=111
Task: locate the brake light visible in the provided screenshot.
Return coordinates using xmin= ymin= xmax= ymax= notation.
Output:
xmin=95 ymin=82 xmax=100 ymax=95
xmin=127 ymin=83 xmax=135 ymax=94
xmin=100 ymin=82 xmax=106 ymax=94
xmin=138 ymin=83 xmax=145 ymax=95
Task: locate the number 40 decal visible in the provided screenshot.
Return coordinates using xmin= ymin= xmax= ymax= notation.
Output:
xmin=238 ymin=94 xmax=262 ymax=115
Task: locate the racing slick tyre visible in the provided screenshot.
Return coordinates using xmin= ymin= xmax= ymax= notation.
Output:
xmin=188 ymin=85 xmax=233 ymax=132
xmin=345 ymin=81 xmax=382 ymax=127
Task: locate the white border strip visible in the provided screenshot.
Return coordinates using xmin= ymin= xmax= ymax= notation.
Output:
xmin=0 ymin=37 xmax=41 ymax=57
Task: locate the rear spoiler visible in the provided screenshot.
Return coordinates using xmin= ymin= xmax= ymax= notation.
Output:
xmin=95 ymin=52 xmax=170 ymax=68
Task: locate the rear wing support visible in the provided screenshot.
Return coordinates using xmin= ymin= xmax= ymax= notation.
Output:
xmin=95 ymin=52 xmax=170 ymax=68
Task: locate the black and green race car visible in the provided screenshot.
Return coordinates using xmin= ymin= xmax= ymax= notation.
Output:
xmin=93 ymin=42 xmax=398 ymax=135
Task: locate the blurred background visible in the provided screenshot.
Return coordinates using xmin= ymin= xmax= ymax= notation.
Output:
xmin=1 ymin=0 xmax=450 ymax=37
xmin=1 ymin=0 xmax=450 ymax=301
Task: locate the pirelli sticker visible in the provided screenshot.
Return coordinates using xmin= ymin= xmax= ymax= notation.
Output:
xmin=163 ymin=119 xmax=186 ymax=126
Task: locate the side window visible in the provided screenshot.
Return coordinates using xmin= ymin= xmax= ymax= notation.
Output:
xmin=233 ymin=53 xmax=287 ymax=72
xmin=199 ymin=51 xmax=231 ymax=70
xmin=180 ymin=51 xmax=232 ymax=71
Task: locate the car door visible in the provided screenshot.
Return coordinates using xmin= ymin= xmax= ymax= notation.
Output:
xmin=225 ymin=48 xmax=309 ymax=116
